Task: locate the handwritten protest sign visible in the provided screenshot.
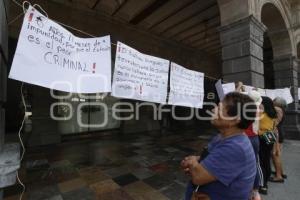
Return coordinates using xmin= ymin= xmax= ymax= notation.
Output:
xmin=168 ymin=63 xmax=204 ymax=108
xmin=222 ymin=83 xmax=235 ymax=95
xmin=112 ymin=42 xmax=169 ymax=104
xmin=215 ymin=80 xmax=235 ymax=101
xmin=9 ymin=6 xmax=111 ymax=93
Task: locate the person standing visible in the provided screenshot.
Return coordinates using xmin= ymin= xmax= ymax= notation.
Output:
xmin=245 ymin=90 xmax=263 ymax=200
xmin=270 ymin=97 xmax=287 ymax=182
xmin=182 ymin=92 xmax=257 ymax=200
xmin=258 ymin=97 xmax=277 ymax=195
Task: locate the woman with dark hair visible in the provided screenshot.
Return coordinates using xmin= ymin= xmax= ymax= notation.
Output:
xmin=182 ymin=92 xmax=257 ymax=200
xmin=258 ymin=96 xmax=277 ymax=195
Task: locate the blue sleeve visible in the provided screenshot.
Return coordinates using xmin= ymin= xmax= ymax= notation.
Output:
xmin=201 ymin=142 xmax=246 ymax=186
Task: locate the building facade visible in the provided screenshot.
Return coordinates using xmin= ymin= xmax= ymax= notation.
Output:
xmin=2 ymin=0 xmax=300 ymax=146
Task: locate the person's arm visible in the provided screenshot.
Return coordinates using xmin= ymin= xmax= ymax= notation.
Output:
xmin=181 ymin=156 xmax=216 ymax=185
xmin=190 ymin=163 xmax=216 ymax=185
xmin=235 ymin=82 xmax=244 ymax=93
xmin=182 ymin=142 xmax=246 ymax=187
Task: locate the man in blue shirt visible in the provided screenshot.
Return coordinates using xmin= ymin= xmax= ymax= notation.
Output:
xmin=181 ymin=92 xmax=257 ymax=200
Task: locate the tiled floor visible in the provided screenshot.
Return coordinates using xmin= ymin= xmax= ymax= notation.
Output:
xmin=4 ymin=132 xmax=211 ymax=200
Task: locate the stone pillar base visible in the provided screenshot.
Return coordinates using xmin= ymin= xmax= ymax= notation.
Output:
xmin=0 ymin=143 xmax=20 ymax=188
xmin=283 ymin=111 xmax=300 ymax=140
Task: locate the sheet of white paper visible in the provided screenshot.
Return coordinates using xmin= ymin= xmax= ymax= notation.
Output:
xmin=222 ymin=83 xmax=235 ymax=95
xmin=168 ymin=62 xmax=204 ymax=108
xmin=9 ymin=6 xmax=111 ymax=93
xmin=298 ymin=88 xmax=300 ymax=100
xmin=274 ymin=88 xmax=294 ymax=104
xmin=112 ymin=42 xmax=169 ymax=104
xmin=265 ymin=89 xmax=277 ymax=100
xmin=215 ymin=79 xmax=225 ymax=101
xmin=257 ymin=88 xmax=266 ymax=96
xmin=244 ymin=85 xmax=254 ymax=93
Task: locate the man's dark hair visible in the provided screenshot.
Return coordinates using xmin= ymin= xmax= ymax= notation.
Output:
xmin=261 ymin=96 xmax=277 ymax=119
xmin=223 ymin=92 xmax=257 ymax=129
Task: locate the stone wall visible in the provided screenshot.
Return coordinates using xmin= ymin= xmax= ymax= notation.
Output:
xmin=7 ymin=0 xmax=222 ymax=138
xmin=0 ymin=0 xmax=9 ymax=150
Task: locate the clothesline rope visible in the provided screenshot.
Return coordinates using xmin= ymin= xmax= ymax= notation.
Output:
xmin=10 ymin=0 xmax=223 ymax=82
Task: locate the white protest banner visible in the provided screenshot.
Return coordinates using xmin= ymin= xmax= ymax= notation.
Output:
xmin=9 ymin=6 xmax=111 ymax=93
xmin=244 ymin=85 xmax=254 ymax=93
xmin=265 ymin=88 xmax=293 ymax=104
xmin=257 ymin=88 xmax=266 ymax=96
xmin=265 ymin=89 xmax=277 ymax=100
xmin=215 ymin=81 xmax=236 ymax=101
xmin=215 ymin=79 xmax=225 ymax=101
xmin=168 ymin=62 xmax=204 ymax=108
xmin=112 ymin=42 xmax=169 ymax=104
xmin=274 ymin=88 xmax=294 ymax=104
xmin=222 ymin=83 xmax=235 ymax=95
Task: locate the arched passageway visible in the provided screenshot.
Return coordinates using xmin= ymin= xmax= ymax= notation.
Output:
xmin=261 ymin=3 xmax=293 ymax=89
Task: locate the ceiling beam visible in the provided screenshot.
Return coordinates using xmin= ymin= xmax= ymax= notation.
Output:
xmin=171 ymin=14 xmax=219 ymax=40
xmin=193 ymin=39 xmax=220 ymax=49
xmin=183 ymin=30 xmax=218 ymax=45
xmin=156 ymin=1 xmax=218 ymax=35
xmin=210 ymin=48 xmax=222 ymax=54
xmin=161 ymin=4 xmax=219 ymax=37
xmin=205 ymin=44 xmax=221 ymax=52
xmin=87 ymin=0 xmax=101 ymax=9
xmin=147 ymin=0 xmax=196 ymax=29
xmin=111 ymin=0 xmax=128 ymax=16
xmin=190 ymin=37 xmax=220 ymax=48
xmin=129 ymin=0 xmax=170 ymax=25
xmin=176 ymin=15 xmax=219 ymax=41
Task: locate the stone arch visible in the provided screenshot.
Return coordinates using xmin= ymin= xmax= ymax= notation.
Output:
xmin=259 ymin=0 xmax=296 ymax=57
xmin=261 ymin=2 xmax=293 ymax=58
xmin=216 ymin=0 xmax=296 ymax=55
xmin=260 ymin=1 xmax=298 ymax=109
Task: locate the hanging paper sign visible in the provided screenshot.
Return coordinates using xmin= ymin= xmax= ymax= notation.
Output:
xmin=244 ymin=85 xmax=254 ymax=93
xmin=222 ymin=83 xmax=235 ymax=95
xmin=274 ymin=88 xmax=294 ymax=104
xmin=265 ymin=88 xmax=293 ymax=104
xmin=256 ymin=88 xmax=266 ymax=97
xmin=9 ymin=6 xmax=111 ymax=93
xmin=215 ymin=80 xmax=235 ymax=101
xmin=265 ymin=89 xmax=277 ymax=100
xmin=112 ymin=42 xmax=169 ymax=104
xmin=215 ymin=79 xmax=225 ymax=101
xmin=168 ymin=62 xmax=204 ymax=108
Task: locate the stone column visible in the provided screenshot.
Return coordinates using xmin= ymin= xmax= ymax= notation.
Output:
xmin=273 ymin=55 xmax=300 ymax=139
xmin=273 ymin=55 xmax=299 ymax=108
xmin=0 ymin=0 xmax=8 ymax=152
xmin=219 ymin=16 xmax=267 ymax=88
xmin=298 ymin=59 xmax=300 ymax=94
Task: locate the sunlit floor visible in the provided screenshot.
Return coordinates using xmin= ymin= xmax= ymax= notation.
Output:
xmin=4 ymin=131 xmax=210 ymax=200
